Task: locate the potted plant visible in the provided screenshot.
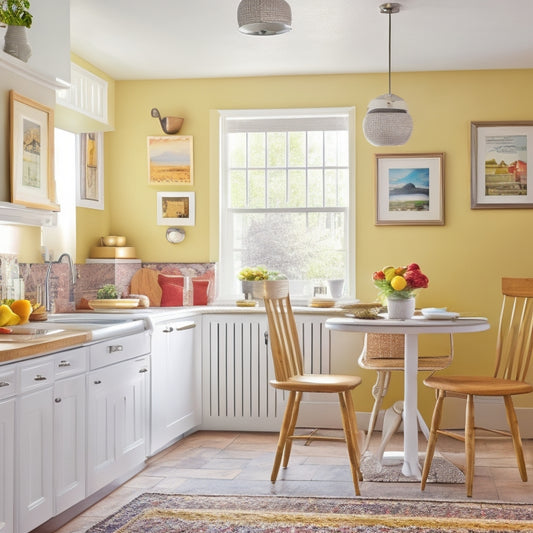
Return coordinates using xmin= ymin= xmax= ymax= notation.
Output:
xmin=0 ymin=0 xmax=32 ymax=62
xmin=237 ymin=266 xmax=285 ymax=299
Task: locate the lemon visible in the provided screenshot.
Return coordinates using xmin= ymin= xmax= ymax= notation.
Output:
xmin=390 ymin=275 xmax=407 ymax=291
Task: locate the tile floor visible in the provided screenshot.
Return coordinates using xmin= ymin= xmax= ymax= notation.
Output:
xmin=56 ymin=430 xmax=533 ymax=532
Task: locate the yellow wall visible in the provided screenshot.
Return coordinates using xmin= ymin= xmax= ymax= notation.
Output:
xmin=97 ymin=68 xmax=533 ymax=414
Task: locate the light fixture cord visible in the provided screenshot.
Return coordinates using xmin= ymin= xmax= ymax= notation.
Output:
xmin=388 ymin=9 xmax=392 ymax=95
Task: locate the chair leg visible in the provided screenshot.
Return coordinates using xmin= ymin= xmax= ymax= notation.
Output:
xmin=271 ymin=390 xmax=297 ymax=482
xmin=421 ymin=389 xmax=445 ymax=491
xmin=338 ymin=390 xmax=361 ymax=495
xmin=503 ymin=395 xmax=528 ymax=482
xmin=362 ymin=371 xmax=391 ymax=454
xmin=282 ymin=391 xmax=302 ymax=468
xmin=465 ymin=394 xmax=475 ymax=498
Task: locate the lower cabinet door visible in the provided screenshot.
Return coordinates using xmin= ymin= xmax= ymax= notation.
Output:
xmin=17 ymin=388 xmax=54 ymax=533
xmin=0 ymin=398 xmax=14 ymax=533
xmin=54 ymin=374 xmax=86 ymax=514
xmin=87 ymin=357 xmax=149 ymax=494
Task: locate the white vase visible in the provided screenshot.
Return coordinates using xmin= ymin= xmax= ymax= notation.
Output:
xmin=386 ymin=296 xmax=416 ymax=319
xmin=3 ymin=25 xmax=32 ymax=62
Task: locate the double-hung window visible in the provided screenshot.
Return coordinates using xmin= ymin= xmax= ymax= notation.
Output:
xmin=217 ymin=107 xmax=355 ymax=303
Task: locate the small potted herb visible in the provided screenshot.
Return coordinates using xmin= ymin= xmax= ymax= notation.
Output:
xmin=0 ymin=0 xmax=33 ymax=62
xmin=96 ymin=284 xmax=120 ymax=300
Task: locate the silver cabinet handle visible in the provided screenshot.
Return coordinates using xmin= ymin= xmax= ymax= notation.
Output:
xmin=34 ymin=375 xmax=47 ymax=381
xmin=107 ymin=345 xmax=123 ymax=353
xmin=55 ymin=398 xmax=62 ymax=403
xmin=139 ymin=368 xmax=148 ymax=373
xmin=93 ymin=380 xmax=102 ymax=385
xmin=163 ymin=327 xmax=174 ymax=333
xmin=58 ymin=360 xmax=71 ymax=367
xmin=0 ymin=381 xmax=10 ymax=388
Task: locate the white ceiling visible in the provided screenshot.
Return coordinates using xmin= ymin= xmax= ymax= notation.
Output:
xmin=69 ymin=0 xmax=533 ymax=81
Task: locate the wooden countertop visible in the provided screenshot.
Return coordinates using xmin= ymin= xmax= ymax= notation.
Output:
xmin=0 ymin=329 xmax=91 ymax=364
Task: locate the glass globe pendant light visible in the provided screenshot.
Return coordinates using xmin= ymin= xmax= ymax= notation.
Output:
xmin=363 ymin=3 xmax=413 ymax=146
xmin=237 ymin=0 xmax=292 ymax=36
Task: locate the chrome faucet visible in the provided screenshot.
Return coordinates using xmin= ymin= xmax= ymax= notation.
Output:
xmin=44 ymin=253 xmax=77 ymax=313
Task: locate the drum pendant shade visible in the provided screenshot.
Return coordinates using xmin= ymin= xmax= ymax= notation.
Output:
xmin=238 ymin=0 xmax=292 ymax=36
xmin=363 ymin=3 xmax=413 ymax=146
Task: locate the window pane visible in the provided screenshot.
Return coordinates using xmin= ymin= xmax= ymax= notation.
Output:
xmin=248 ymin=170 xmax=265 ymax=208
xmin=288 ymin=132 xmax=306 ymax=167
xmin=324 ymin=169 xmax=338 ymax=207
xmin=230 ymin=170 xmax=246 ymax=208
xmin=307 ymin=131 xmax=323 ymax=167
xmin=288 ymin=169 xmax=306 ymax=207
xmin=235 ymin=211 xmax=345 ymax=280
xmin=267 ymin=132 xmax=286 ymax=167
xmin=267 ymin=169 xmax=286 ymax=208
xmin=248 ymin=132 xmax=265 ymax=167
xmin=307 ymin=169 xmax=323 ymax=207
xmin=228 ymin=133 xmax=246 ymax=167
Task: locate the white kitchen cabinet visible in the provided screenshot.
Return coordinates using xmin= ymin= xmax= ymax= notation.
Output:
xmin=150 ymin=318 xmax=200 ymax=455
xmin=0 ymin=363 xmax=15 ymax=533
xmin=87 ymin=356 xmax=149 ymax=494
xmin=53 ymin=373 xmax=86 ymax=514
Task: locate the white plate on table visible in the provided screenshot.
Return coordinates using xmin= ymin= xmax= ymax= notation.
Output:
xmin=421 ymin=311 xmax=460 ymax=320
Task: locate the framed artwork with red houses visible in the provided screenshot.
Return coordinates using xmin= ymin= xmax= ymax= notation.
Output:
xmin=471 ymin=121 xmax=533 ymax=209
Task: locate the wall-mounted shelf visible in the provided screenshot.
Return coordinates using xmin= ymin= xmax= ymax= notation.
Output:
xmin=0 ymin=201 xmax=57 ymax=226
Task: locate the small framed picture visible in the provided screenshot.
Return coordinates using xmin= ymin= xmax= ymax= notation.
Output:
xmin=148 ymin=135 xmax=193 ymax=185
xmin=9 ymin=91 xmax=59 ymax=211
xmin=76 ymin=132 xmax=104 ymax=209
xmin=157 ymin=192 xmax=195 ymax=226
xmin=471 ymin=121 xmax=533 ymax=209
xmin=375 ymin=153 xmax=445 ymax=225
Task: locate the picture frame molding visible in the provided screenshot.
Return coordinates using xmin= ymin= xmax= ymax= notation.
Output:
xmin=9 ymin=90 xmax=59 ymax=211
xmin=157 ymin=191 xmax=195 ymax=226
xmin=375 ymin=152 xmax=445 ymax=226
xmin=471 ymin=121 xmax=533 ymax=209
xmin=76 ymin=131 xmax=104 ymax=210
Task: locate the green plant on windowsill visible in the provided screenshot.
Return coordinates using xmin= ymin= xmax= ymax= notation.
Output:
xmin=0 ymin=0 xmax=33 ymax=27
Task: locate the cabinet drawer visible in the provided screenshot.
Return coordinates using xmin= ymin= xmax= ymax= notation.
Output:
xmin=53 ymin=346 xmax=88 ymax=379
xmin=0 ymin=364 xmax=17 ymax=399
xmin=89 ymin=331 xmax=150 ymax=369
xmin=19 ymin=359 xmax=54 ymax=393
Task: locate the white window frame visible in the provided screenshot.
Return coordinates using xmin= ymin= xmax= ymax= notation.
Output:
xmin=216 ymin=107 xmax=356 ymax=304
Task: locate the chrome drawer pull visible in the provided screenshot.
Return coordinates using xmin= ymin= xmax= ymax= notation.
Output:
xmin=55 ymin=398 xmax=62 ymax=403
xmin=163 ymin=327 xmax=174 ymax=333
xmin=58 ymin=360 xmax=71 ymax=367
xmin=107 ymin=345 xmax=123 ymax=353
xmin=34 ymin=375 xmax=47 ymax=381
xmin=138 ymin=368 xmax=148 ymax=373
xmin=0 ymin=381 xmax=10 ymax=388
xmin=93 ymin=380 xmax=102 ymax=385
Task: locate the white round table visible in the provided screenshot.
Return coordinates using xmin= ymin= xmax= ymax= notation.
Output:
xmin=325 ymin=315 xmax=490 ymax=478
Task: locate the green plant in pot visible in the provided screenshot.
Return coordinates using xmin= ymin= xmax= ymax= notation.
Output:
xmin=96 ymin=284 xmax=120 ymax=300
xmin=0 ymin=0 xmax=33 ymax=62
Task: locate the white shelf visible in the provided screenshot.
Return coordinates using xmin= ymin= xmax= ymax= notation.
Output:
xmin=0 ymin=201 xmax=57 ymax=226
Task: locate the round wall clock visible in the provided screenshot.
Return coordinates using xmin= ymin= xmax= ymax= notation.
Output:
xmin=166 ymin=227 xmax=185 ymax=243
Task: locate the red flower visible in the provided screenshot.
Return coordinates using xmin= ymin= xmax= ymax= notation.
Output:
xmin=406 ymin=263 xmax=420 ymax=271
xmin=372 ymin=270 xmax=385 ymax=280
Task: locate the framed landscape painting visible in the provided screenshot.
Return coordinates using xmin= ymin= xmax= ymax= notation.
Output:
xmin=471 ymin=121 xmax=533 ymax=209
xmin=9 ymin=91 xmax=59 ymax=211
xmin=375 ymin=153 xmax=444 ymax=225
xmin=148 ymin=135 xmax=193 ymax=185
xmin=157 ymin=192 xmax=195 ymax=226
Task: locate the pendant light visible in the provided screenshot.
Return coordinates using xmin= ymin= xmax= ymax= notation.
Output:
xmin=237 ymin=0 xmax=292 ymax=36
xmin=363 ymin=3 xmax=413 ymax=146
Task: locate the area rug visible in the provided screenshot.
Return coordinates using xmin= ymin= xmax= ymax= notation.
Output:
xmin=360 ymin=452 xmax=465 ymax=483
xmin=87 ymin=493 xmax=533 ymax=532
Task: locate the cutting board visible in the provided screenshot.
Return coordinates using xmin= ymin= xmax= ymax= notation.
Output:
xmin=130 ymin=268 xmax=161 ymax=306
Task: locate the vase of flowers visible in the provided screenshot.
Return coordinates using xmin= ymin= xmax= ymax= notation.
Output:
xmin=372 ymin=263 xmax=429 ymax=319
xmin=0 ymin=0 xmax=33 ymax=62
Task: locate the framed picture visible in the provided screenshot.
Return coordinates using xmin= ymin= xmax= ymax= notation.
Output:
xmin=157 ymin=192 xmax=195 ymax=226
xmin=148 ymin=135 xmax=193 ymax=185
xmin=375 ymin=153 xmax=444 ymax=225
xmin=9 ymin=91 xmax=59 ymax=211
xmin=76 ymin=132 xmax=104 ymax=209
xmin=471 ymin=121 xmax=533 ymax=209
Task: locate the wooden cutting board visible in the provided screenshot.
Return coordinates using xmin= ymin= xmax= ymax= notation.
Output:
xmin=130 ymin=268 xmax=161 ymax=306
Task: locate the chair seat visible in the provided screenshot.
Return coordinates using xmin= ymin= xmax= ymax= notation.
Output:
xmin=360 ymin=355 xmax=451 ymax=371
xmin=424 ymin=375 xmax=533 ymax=396
xmin=271 ymin=374 xmax=362 ymax=393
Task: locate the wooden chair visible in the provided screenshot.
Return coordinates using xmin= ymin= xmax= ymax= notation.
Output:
xmin=358 ymin=333 xmax=454 ymax=453
xmin=421 ymin=277 xmax=533 ymax=497
xmin=262 ymin=280 xmax=363 ymax=495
